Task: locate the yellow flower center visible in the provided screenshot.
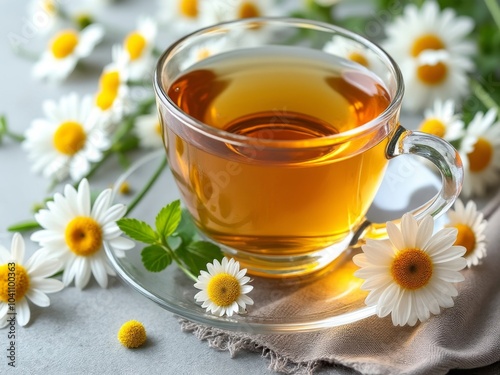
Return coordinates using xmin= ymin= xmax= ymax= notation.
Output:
xmin=348 ymin=52 xmax=369 ymax=67
xmin=419 ymin=118 xmax=446 ymax=138
xmin=50 ymin=30 xmax=79 ymax=59
xmin=238 ymin=2 xmax=261 ymax=18
xmin=390 ymin=248 xmax=433 ymax=290
xmin=99 ymin=71 xmax=121 ymax=92
xmin=411 ymin=34 xmax=445 ymax=57
xmin=95 ymin=89 xmax=118 ymax=111
xmin=124 ymin=32 xmax=146 ymax=61
xmin=417 ymin=62 xmax=448 ymax=85
xmin=119 ymin=181 xmax=131 ymax=195
xmin=467 ymin=137 xmax=493 ymax=172
xmin=53 ymin=121 xmax=87 ymax=155
xmin=450 ymin=224 xmax=476 ymax=256
xmin=207 ymin=273 xmax=241 ymax=307
xmin=65 ymin=216 xmax=103 ymax=257
xmin=117 ymin=320 xmax=147 ymax=348
xmin=179 ymin=0 xmax=198 ymax=18
xmin=0 ymin=264 xmax=30 ymax=303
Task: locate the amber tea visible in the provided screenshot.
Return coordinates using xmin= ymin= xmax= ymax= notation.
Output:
xmin=162 ymin=46 xmax=391 ymax=267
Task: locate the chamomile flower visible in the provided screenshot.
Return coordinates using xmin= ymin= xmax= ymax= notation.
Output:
xmin=135 ymin=114 xmax=163 ymax=149
xmin=31 ymin=179 xmax=135 ymax=289
xmin=323 ymin=35 xmax=381 ymax=73
xmin=447 ymin=200 xmax=487 ymax=268
xmin=28 ymin=0 xmax=61 ymax=34
xmin=401 ymin=50 xmax=471 ymax=112
xmin=194 ymin=257 xmax=253 ymax=317
xmin=459 ymin=109 xmax=500 ymax=197
xmin=23 ymin=93 xmax=110 ymax=182
xmin=157 ymin=0 xmax=219 ymax=37
xmin=93 ymin=45 xmax=132 ymax=129
xmin=382 ymin=1 xmax=475 ymax=113
xmin=0 ymin=233 xmax=64 ymax=327
xmin=417 ymin=99 xmax=464 ymax=141
xmin=33 ymin=24 xmax=105 ymax=82
xmin=383 ymin=1 xmax=475 ymax=65
xmin=122 ymin=17 xmax=157 ymax=81
xmin=353 ymin=213 xmax=467 ymax=326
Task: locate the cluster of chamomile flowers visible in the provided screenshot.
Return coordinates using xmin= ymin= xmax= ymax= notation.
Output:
xmin=2 ymin=0 xmax=292 ymax=328
xmin=1 ymin=0 xmax=495 ymax=329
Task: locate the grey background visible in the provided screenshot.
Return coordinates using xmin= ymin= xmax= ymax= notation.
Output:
xmin=0 ymin=1 xmax=498 ymax=374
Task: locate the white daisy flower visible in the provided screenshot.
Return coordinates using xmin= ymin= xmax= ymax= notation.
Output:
xmin=459 ymin=109 xmax=500 ymax=197
xmin=417 ymin=99 xmax=464 ymax=141
xmin=22 ymin=93 xmax=110 ymax=182
xmin=31 ymin=179 xmax=135 ymax=290
xmin=194 ymin=257 xmax=254 ymax=317
xmin=382 ymin=1 xmax=475 ymax=113
xmin=323 ymin=35 xmax=382 ymax=73
xmin=0 ymin=233 xmax=64 ymax=327
xmin=27 ymin=0 xmax=61 ymax=35
xmin=157 ymin=0 xmax=219 ymax=37
xmin=33 ymin=24 xmax=105 ymax=82
xmin=383 ymin=1 xmax=475 ymax=65
xmin=401 ymin=49 xmax=471 ymax=112
xmin=446 ymin=200 xmax=488 ymax=268
xmin=135 ymin=114 xmax=163 ymax=149
xmin=93 ymin=45 xmax=132 ymax=129
xmin=122 ymin=17 xmax=157 ymax=81
xmin=353 ymin=213 xmax=467 ymax=326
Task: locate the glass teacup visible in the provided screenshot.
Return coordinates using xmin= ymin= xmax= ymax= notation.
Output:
xmin=153 ymin=18 xmax=463 ymax=278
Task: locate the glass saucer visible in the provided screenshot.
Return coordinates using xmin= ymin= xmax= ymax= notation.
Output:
xmin=105 ymin=150 xmax=441 ymax=334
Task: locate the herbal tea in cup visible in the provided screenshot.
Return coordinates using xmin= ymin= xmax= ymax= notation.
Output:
xmin=154 ymin=18 xmax=463 ymax=277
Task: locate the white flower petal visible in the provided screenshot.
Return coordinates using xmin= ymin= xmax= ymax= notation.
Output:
xmin=30 ymin=278 xmax=64 ymax=294
xmin=26 ymin=256 xmax=62 ymax=279
xmin=26 ymin=289 xmax=50 ymax=307
xmin=75 ymin=258 xmax=92 ymax=289
xmin=11 ymin=233 xmax=25 ymax=263
xmin=16 ymin=299 xmax=31 ymax=327
xmin=90 ymin=256 xmax=108 ymax=288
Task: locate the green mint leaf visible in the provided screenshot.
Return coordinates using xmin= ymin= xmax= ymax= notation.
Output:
xmin=141 ymin=245 xmax=172 ymax=272
xmin=116 ymin=218 xmax=158 ymax=244
xmin=176 ymin=241 xmax=224 ymax=276
xmin=155 ymin=200 xmax=182 ymax=239
xmin=172 ymin=209 xmax=197 ymax=245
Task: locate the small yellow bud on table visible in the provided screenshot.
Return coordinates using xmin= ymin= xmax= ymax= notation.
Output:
xmin=117 ymin=320 xmax=147 ymax=348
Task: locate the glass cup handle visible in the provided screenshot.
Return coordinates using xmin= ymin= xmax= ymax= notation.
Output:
xmin=350 ymin=125 xmax=464 ymax=246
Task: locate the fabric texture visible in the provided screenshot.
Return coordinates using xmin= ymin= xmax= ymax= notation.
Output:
xmin=181 ymin=193 xmax=500 ymax=375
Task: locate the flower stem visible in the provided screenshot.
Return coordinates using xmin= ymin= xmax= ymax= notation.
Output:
xmin=7 ymin=220 xmax=41 ymax=232
xmin=0 ymin=115 xmax=25 ymax=143
xmin=485 ymin=0 xmax=500 ymax=30
xmin=124 ymin=155 xmax=168 ymax=216
xmin=168 ymin=246 xmax=198 ymax=282
xmin=471 ymin=79 xmax=500 ymax=113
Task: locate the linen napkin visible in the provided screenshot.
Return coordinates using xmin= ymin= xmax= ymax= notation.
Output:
xmin=180 ymin=193 xmax=500 ymax=375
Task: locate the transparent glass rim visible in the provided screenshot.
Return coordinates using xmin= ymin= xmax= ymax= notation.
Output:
xmin=153 ymin=17 xmax=405 ymax=149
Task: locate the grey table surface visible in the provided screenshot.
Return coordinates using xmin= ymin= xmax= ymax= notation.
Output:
xmin=1 ymin=1 xmax=499 ymax=374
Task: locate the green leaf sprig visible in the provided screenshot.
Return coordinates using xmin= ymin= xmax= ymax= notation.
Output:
xmin=117 ymin=200 xmax=224 ymax=281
